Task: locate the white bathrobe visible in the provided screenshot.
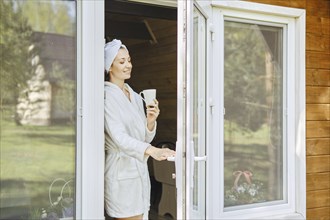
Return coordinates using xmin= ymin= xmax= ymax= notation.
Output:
xmin=104 ymin=82 xmax=156 ymax=219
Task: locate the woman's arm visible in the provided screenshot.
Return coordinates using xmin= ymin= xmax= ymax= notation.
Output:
xmin=145 ymin=145 xmax=175 ymax=161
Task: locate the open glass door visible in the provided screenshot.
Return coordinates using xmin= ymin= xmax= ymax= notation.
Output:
xmin=177 ymin=0 xmax=211 ymax=219
xmin=189 ymin=4 xmax=207 ymax=220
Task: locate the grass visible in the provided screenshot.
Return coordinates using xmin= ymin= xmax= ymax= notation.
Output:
xmin=223 ymin=120 xmax=284 ymax=204
xmin=0 ymin=105 xmax=283 ymax=216
xmin=0 ymin=106 xmax=75 ymax=219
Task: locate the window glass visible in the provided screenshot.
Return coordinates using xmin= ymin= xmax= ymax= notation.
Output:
xmin=223 ymin=20 xmax=285 ymax=208
xmin=192 ymin=7 xmax=206 ymax=216
xmin=193 ymin=9 xmax=199 ymax=209
xmin=0 ymin=1 xmax=76 ymax=219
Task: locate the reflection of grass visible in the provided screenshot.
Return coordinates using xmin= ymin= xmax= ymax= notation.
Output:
xmin=0 ymin=107 xmax=75 ymax=218
xmin=224 ymin=120 xmax=270 ymax=145
xmin=223 ymin=120 xmax=281 ymax=204
xmin=224 ymin=120 xmax=271 ymax=182
xmin=224 ymin=143 xmax=271 ymax=185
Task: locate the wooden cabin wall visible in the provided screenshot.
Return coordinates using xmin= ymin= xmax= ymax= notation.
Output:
xmin=304 ymin=1 xmax=330 ymax=218
xmin=245 ymin=1 xmax=330 ymax=219
xmin=128 ymin=18 xmax=177 ymax=146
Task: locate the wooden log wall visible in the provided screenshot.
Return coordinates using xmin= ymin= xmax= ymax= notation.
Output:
xmin=246 ymin=0 xmax=330 ymax=219
xmin=128 ymin=18 xmax=177 ymax=145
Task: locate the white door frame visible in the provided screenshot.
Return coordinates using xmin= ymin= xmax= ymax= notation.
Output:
xmin=177 ymin=1 xmax=213 ymax=219
xmin=75 ymin=1 xmax=305 ymax=219
xmin=176 ymin=0 xmax=186 ymax=218
xmin=76 ymin=1 xmax=105 ymax=219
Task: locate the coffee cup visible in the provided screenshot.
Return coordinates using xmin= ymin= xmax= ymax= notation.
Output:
xmin=139 ymin=89 xmax=156 ymax=106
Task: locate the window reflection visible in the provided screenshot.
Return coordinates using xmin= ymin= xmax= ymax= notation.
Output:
xmin=192 ymin=7 xmax=206 ymax=215
xmin=223 ymin=21 xmax=285 ymax=208
xmin=0 ymin=1 xmax=76 ymax=219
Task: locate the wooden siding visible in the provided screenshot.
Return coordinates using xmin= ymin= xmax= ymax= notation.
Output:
xmin=128 ymin=18 xmax=177 ymax=144
xmin=305 ymin=0 xmax=330 ymax=218
xmin=246 ymin=0 xmax=330 ymax=219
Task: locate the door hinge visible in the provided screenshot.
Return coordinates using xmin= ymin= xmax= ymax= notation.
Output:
xmin=210 ymin=23 xmax=215 ymax=41
xmin=183 ymin=8 xmax=187 ymax=40
xmin=78 ymin=107 xmax=83 ymax=117
xmin=209 ymin=98 xmax=214 ymax=115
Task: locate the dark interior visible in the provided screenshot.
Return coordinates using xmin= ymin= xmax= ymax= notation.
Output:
xmin=105 ymin=1 xmax=177 ymax=219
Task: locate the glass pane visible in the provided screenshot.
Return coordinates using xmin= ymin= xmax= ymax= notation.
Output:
xmin=0 ymin=1 xmax=77 ymax=219
xmin=192 ymin=6 xmax=206 ymax=216
xmin=223 ymin=20 xmax=285 ymax=208
xmin=193 ymin=10 xmax=199 ymax=209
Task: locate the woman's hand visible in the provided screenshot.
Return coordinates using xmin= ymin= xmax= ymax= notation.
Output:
xmin=145 ymin=146 xmax=176 ymax=161
xmin=147 ymin=99 xmax=160 ymax=131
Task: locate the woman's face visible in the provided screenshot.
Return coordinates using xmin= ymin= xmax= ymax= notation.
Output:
xmin=109 ymin=48 xmax=132 ymax=82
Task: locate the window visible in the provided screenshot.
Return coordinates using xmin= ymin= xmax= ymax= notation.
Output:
xmin=209 ymin=1 xmax=306 ymax=219
xmin=0 ymin=1 xmax=77 ymax=219
xmin=192 ymin=6 xmax=207 ymax=217
xmin=223 ymin=19 xmax=286 ymax=209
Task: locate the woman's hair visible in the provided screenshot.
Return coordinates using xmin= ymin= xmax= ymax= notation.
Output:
xmin=104 ymin=70 xmax=110 ymax=82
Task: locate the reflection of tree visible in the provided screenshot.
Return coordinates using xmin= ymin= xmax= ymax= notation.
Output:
xmin=1 ymin=0 xmax=75 ymax=120
xmin=224 ymin=21 xmax=284 ymax=205
xmin=16 ymin=57 xmax=75 ymax=125
xmin=0 ymin=1 xmax=32 ymax=109
xmin=49 ymin=63 xmax=75 ymax=124
xmin=224 ymin=22 xmax=268 ymax=133
xmin=265 ymin=52 xmax=283 ymax=201
xmin=15 ymin=0 xmax=75 ymax=36
xmin=16 ymin=54 xmax=52 ymax=125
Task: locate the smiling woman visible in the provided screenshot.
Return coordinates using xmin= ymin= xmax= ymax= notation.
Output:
xmin=0 ymin=1 xmax=77 ymax=219
xmin=103 ymin=39 xmax=175 ymax=220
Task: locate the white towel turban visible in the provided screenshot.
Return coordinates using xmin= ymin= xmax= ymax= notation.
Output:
xmin=104 ymin=39 xmax=128 ymax=71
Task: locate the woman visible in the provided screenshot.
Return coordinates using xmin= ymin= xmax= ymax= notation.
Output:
xmin=104 ymin=39 xmax=175 ymax=220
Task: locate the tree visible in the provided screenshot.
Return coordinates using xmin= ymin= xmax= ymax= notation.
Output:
xmin=224 ymin=23 xmax=270 ymax=132
xmin=17 ymin=0 xmax=75 ymax=36
xmin=0 ymin=0 xmax=32 ymax=107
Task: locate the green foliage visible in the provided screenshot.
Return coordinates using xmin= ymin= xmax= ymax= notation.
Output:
xmin=0 ymin=0 xmax=33 ymax=105
xmin=28 ymin=208 xmax=42 ymax=220
xmin=0 ymin=0 xmax=75 ymax=106
xmin=224 ymin=22 xmax=269 ymax=132
xmin=225 ymin=181 xmax=266 ymax=207
xmin=49 ymin=62 xmax=76 ymax=123
xmin=16 ymin=0 xmax=75 ymax=36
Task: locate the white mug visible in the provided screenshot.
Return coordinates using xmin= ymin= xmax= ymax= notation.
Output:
xmin=139 ymin=89 xmax=156 ymax=106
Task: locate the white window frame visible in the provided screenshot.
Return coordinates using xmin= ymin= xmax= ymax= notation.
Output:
xmin=209 ymin=1 xmax=306 ymax=219
xmin=76 ymin=1 xmax=105 ymax=219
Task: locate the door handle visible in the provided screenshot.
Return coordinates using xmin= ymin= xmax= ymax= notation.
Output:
xmin=194 ymin=156 xmax=207 ymax=161
xmin=167 ymin=155 xmax=207 ymax=161
xmin=167 ymin=156 xmax=175 ymax=162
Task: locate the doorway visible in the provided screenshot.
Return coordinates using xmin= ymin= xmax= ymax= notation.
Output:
xmin=104 ymin=0 xmax=177 ymax=219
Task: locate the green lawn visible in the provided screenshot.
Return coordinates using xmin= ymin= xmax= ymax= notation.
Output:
xmin=0 ymin=106 xmax=282 ymax=215
xmin=0 ymin=106 xmax=75 ymax=219
xmin=223 ymin=120 xmax=284 ymax=206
